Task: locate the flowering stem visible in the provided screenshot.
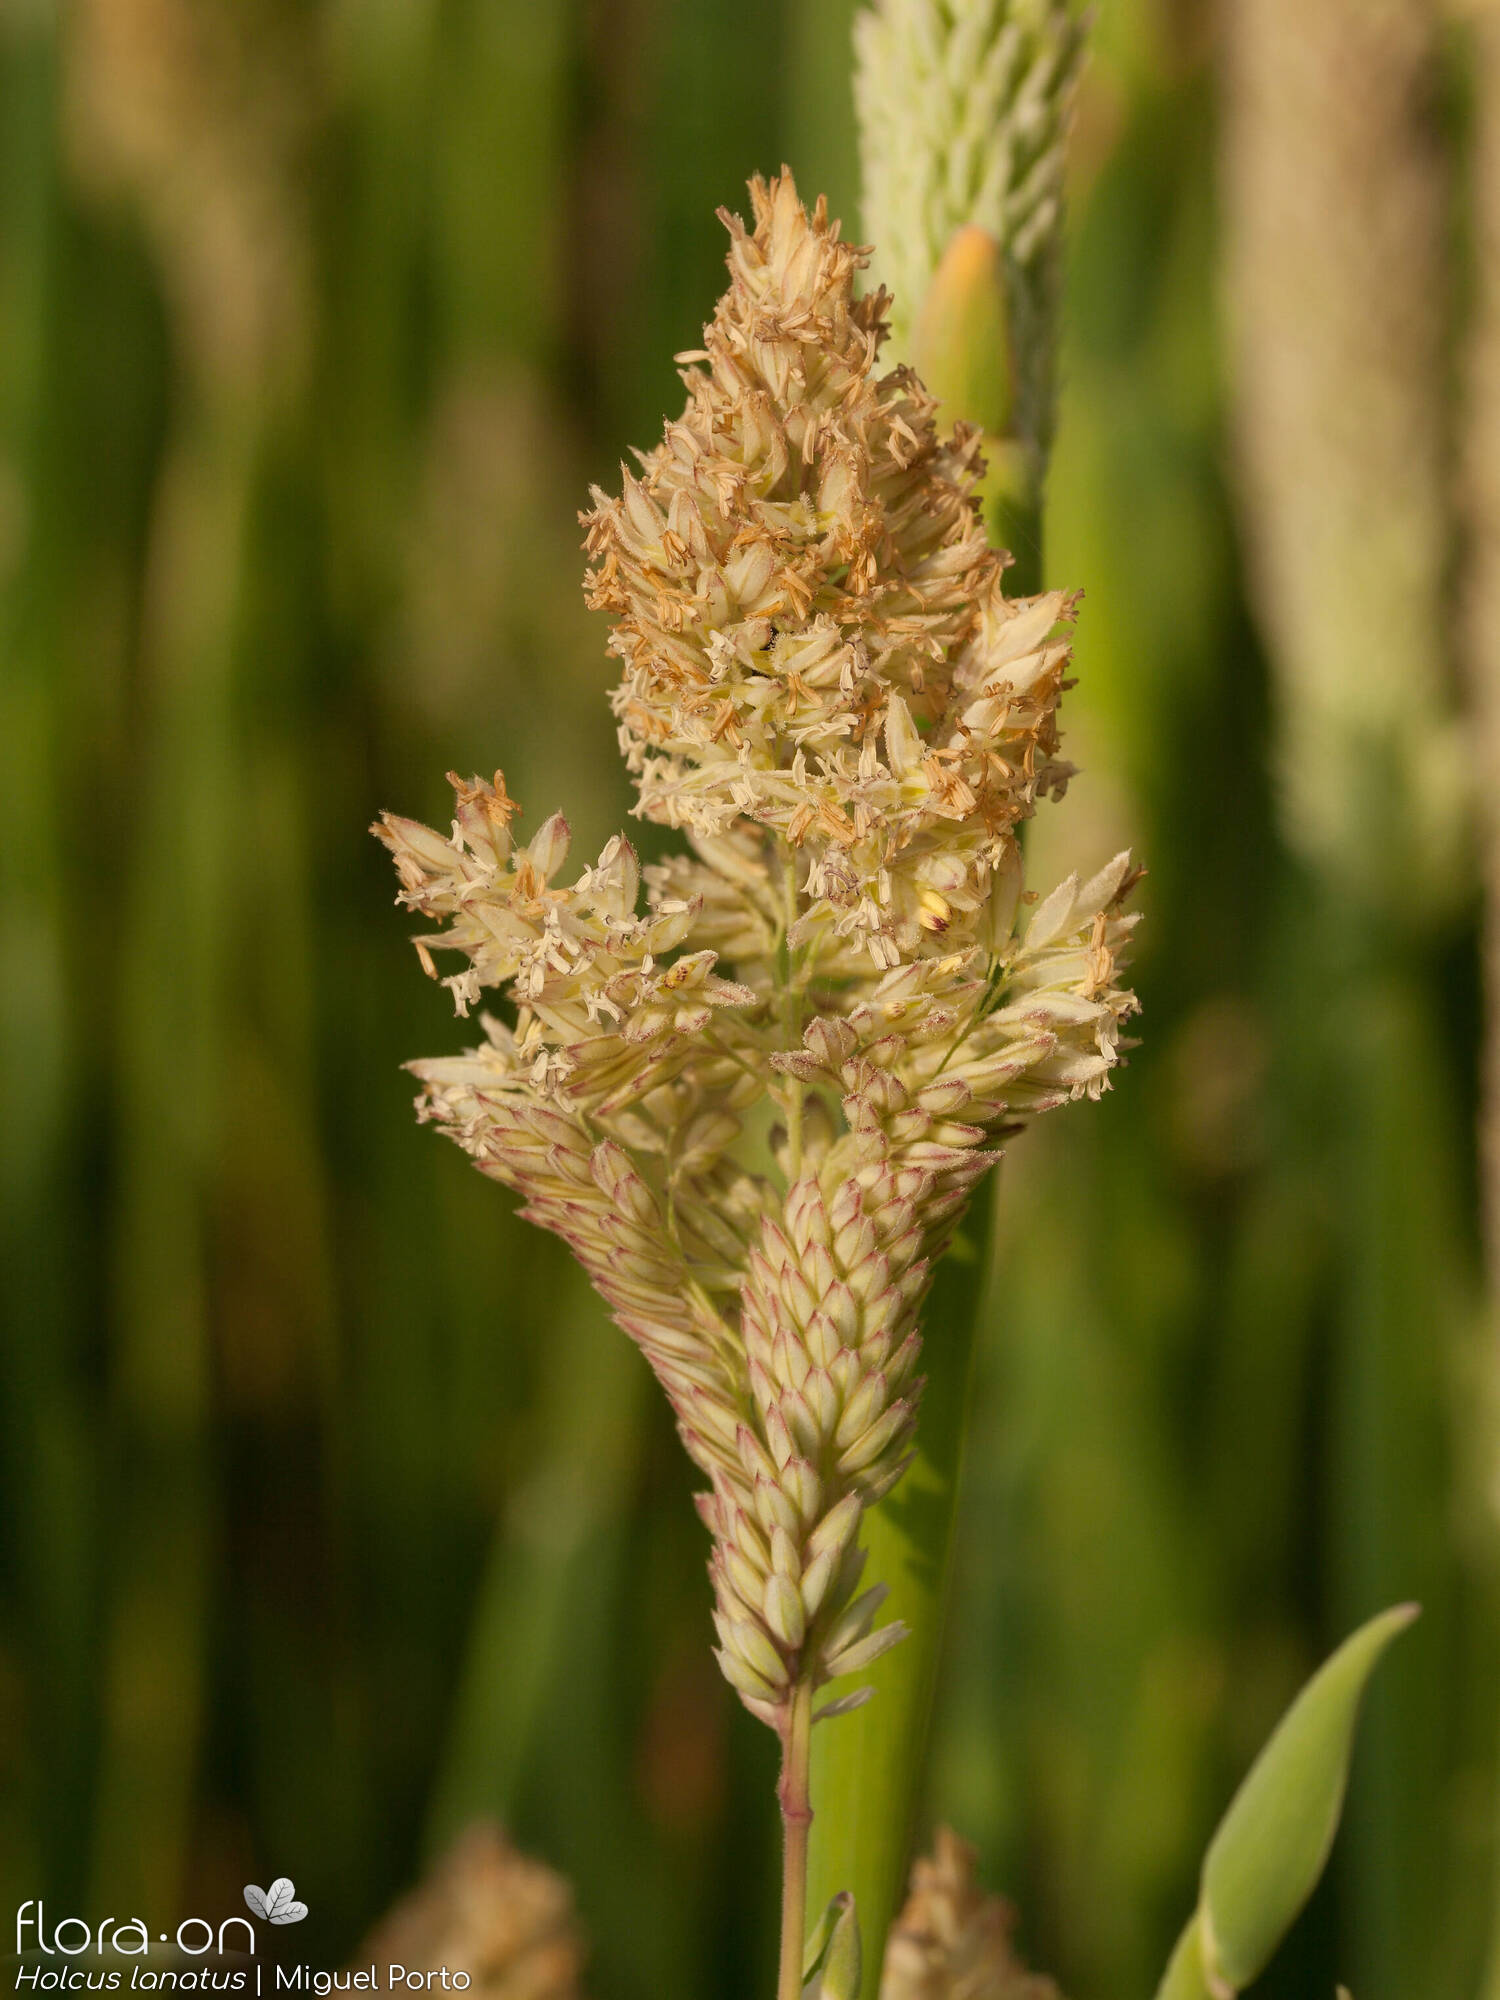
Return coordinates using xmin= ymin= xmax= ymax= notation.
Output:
xmin=379 ymin=171 xmax=1130 ymax=2000
xmin=777 ymin=1677 xmax=816 ymax=2000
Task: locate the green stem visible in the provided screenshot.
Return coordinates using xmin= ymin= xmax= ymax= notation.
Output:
xmin=984 ymin=450 xmax=1042 ymax=597
xmin=777 ymin=1678 xmax=816 ymax=2000
xmin=805 ymin=1178 xmax=995 ymax=1971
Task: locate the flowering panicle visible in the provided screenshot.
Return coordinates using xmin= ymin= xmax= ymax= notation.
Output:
xmin=377 ymin=172 xmax=1137 ymax=1738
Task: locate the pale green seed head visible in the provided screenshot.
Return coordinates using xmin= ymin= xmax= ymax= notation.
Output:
xmin=855 ymin=0 xmax=1085 ymax=458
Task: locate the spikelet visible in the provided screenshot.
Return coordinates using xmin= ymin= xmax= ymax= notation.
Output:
xmin=377 ymin=174 xmax=1138 ymax=1735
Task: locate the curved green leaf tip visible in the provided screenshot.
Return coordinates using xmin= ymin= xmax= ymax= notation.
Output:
xmin=803 ymin=1890 xmax=861 ymax=2000
xmin=1154 ymin=1603 xmax=1418 ymax=1999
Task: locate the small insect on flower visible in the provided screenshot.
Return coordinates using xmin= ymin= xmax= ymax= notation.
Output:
xmin=376 ymin=171 xmax=1138 ymax=1738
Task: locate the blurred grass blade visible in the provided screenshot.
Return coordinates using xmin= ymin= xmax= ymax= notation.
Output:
xmin=0 ymin=7 xmax=99 ymax=1914
xmin=425 ymin=1274 xmax=646 ymax=1841
xmin=1458 ymin=16 xmax=1500 ymax=1995
xmin=91 ymin=433 xmax=244 ymax=1918
xmin=1221 ymin=5 xmax=1475 ymax=1991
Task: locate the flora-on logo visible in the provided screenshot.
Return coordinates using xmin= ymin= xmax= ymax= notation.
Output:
xmin=242 ymin=1881 xmax=308 ymax=1927
xmin=14 ymin=1903 xmax=257 ymax=1960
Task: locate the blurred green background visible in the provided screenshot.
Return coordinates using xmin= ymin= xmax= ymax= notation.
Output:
xmin=1 ymin=2 xmax=1495 ymax=1997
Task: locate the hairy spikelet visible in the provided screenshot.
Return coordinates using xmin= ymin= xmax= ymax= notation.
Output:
xmin=854 ymin=0 xmax=1084 ymax=455
xmin=377 ymin=174 xmax=1137 ymax=1733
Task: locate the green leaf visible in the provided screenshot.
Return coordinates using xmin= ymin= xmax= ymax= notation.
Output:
xmin=909 ymin=225 xmax=1014 ymax=437
xmin=802 ymin=1891 xmax=861 ymax=2000
xmin=1199 ymin=1603 xmax=1419 ymax=1994
xmin=1155 ymin=1914 xmax=1215 ymax=2000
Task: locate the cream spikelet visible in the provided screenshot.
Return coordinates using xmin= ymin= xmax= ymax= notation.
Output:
xmin=377 ymin=173 xmax=1137 ymax=1739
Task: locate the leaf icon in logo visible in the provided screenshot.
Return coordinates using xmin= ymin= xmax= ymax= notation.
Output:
xmin=243 ymin=1879 xmax=309 ymax=1925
